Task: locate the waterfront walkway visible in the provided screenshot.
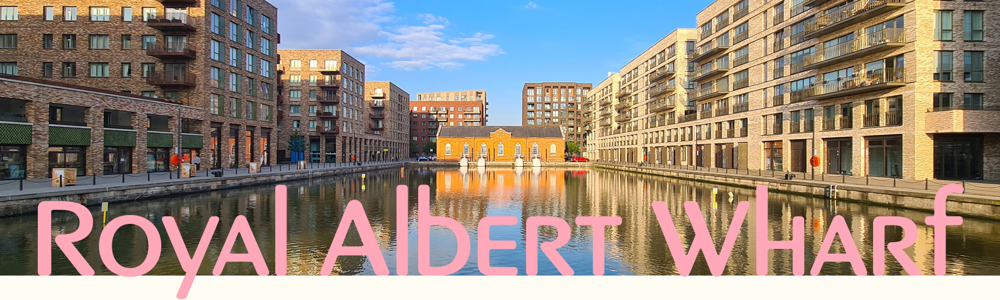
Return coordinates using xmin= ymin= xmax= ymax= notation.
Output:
xmin=0 ymin=161 xmax=407 ymax=198
xmin=593 ymin=162 xmax=1000 ymax=201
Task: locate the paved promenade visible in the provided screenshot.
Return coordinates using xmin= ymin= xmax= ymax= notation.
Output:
xmin=0 ymin=161 xmax=407 ymax=198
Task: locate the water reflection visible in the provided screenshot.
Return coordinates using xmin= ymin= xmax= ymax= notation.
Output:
xmin=1 ymin=168 xmax=999 ymax=275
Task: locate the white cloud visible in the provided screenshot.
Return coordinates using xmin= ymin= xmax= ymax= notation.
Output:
xmin=269 ymin=0 xmax=396 ymax=49
xmin=525 ymin=2 xmax=539 ymax=9
xmin=354 ymin=14 xmax=504 ymax=71
xmin=271 ymin=0 xmax=503 ymax=71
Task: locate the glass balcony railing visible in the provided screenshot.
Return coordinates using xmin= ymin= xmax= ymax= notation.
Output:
xmin=803 ymin=0 xmax=905 ymax=38
xmin=803 ymin=27 xmax=905 ymax=69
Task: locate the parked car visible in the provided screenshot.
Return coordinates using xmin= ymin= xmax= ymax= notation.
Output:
xmin=417 ymin=157 xmax=429 ymax=161
xmin=429 ymin=156 xmax=437 ymax=161
xmin=571 ymin=157 xmax=590 ymax=162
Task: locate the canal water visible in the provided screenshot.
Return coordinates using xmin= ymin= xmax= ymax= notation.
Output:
xmin=2 ymin=167 xmax=999 ymax=275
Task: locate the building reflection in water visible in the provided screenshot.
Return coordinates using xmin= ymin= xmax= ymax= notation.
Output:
xmin=1 ymin=168 xmax=999 ymax=275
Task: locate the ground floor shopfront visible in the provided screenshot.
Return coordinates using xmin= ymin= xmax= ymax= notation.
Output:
xmin=597 ymin=133 xmax=1000 ymax=181
xmin=277 ymin=132 xmax=407 ymax=164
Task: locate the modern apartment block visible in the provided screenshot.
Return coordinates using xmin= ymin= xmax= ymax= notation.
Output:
xmin=593 ymin=0 xmax=1000 ymax=181
xmin=583 ymin=73 xmax=620 ymax=159
xmin=410 ymin=90 xmax=487 ymax=155
xmin=0 ymin=0 xmax=281 ymax=174
xmin=521 ymin=82 xmax=592 ymax=147
xmin=364 ymin=81 xmax=410 ymax=161
xmin=276 ymin=49 xmax=370 ymax=163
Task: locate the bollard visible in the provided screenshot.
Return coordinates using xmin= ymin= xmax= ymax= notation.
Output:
xmin=893 ymin=177 xmax=896 ymax=188
xmin=93 ymin=175 xmax=96 ymax=185
xmin=925 ymin=178 xmax=929 ymax=190
xmin=170 ymin=171 xmax=173 ymax=179
xmin=148 ymin=172 xmax=151 ymax=181
xmin=19 ymin=179 xmax=23 ymax=191
xmin=122 ymin=174 xmax=125 ymax=183
xmin=60 ymin=175 xmax=64 ymax=188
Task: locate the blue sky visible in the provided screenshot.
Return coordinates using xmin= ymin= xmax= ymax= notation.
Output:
xmin=271 ymin=0 xmax=707 ymax=125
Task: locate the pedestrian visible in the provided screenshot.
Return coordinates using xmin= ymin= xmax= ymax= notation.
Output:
xmin=193 ymin=155 xmax=201 ymax=169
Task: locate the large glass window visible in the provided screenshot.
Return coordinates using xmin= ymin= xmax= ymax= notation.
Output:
xmin=867 ymin=136 xmax=903 ymax=178
xmin=826 ymin=139 xmax=852 ymax=175
xmin=48 ymin=146 xmax=87 ymax=177
xmin=0 ymin=146 xmax=26 ymax=179
xmin=764 ymin=141 xmax=782 ymax=171
xmin=964 ymin=51 xmax=983 ymax=82
xmin=934 ymin=135 xmax=983 ymax=180
xmin=103 ymin=147 xmax=132 ymax=175
xmin=934 ymin=10 xmax=953 ymax=41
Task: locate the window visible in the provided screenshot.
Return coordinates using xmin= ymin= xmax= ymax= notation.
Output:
xmin=764 ymin=141 xmax=783 ymax=170
xmin=229 ymin=73 xmax=241 ymax=92
xmin=935 ymin=11 xmax=953 ymax=41
xmin=211 ymin=13 xmax=223 ymax=35
xmin=964 ymin=51 xmax=983 ymax=82
xmin=141 ymin=63 xmax=154 ymax=77
xmin=141 ymin=7 xmax=156 ymax=21
xmin=964 ymin=93 xmax=983 ymax=110
xmin=88 ymin=63 xmax=109 ymax=77
xmin=246 ymin=53 xmax=256 ymax=73
xmin=44 ymin=7 xmax=53 ymax=21
xmin=229 ymin=47 xmax=240 ymax=66
xmin=934 ymin=51 xmax=953 ymax=81
xmin=261 ymin=15 xmax=272 ymax=34
xmin=210 ymin=40 xmax=222 ymax=61
xmin=0 ymin=34 xmax=15 ymax=49
xmin=120 ymin=34 xmax=131 ymax=50
xmin=121 ymin=63 xmax=131 ymax=77
xmin=42 ymin=62 xmax=53 ymax=77
xmin=444 ymin=144 xmax=452 ymax=156
xmin=89 ymin=34 xmax=109 ymax=49
xmin=290 ymin=60 xmax=301 ymax=69
xmin=229 ymin=22 xmax=240 ymax=42
xmin=62 ymin=62 xmax=77 ymax=77
xmin=43 ymin=34 xmax=53 ymax=49
xmin=0 ymin=6 xmax=17 ymax=20
xmin=209 ymin=94 xmax=223 ymax=115
xmin=62 ymin=34 xmax=76 ymax=49
xmin=0 ymin=62 xmax=15 ymax=76
xmin=934 ymin=93 xmax=953 ymax=111
xmin=122 ymin=7 xmax=132 ymax=22
xmin=64 ymin=7 xmax=77 ymax=21
xmin=549 ymin=144 xmax=557 ymax=156
xmin=141 ymin=35 xmax=155 ymax=49
xmin=90 ymin=7 xmax=109 ymax=21
xmin=463 ymin=143 xmax=470 ymax=156
xmin=230 ymin=98 xmax=242 ymax=118
xmin=733 ymin=22 xmax=749 ymax=44
xmin=260 ymin=38 xmax=271 ymax=56
xmin=210 ymin=67 xmax=223 ymax=88
xmin=964 ymin=11 xmax=983 ymax=41
xmin=245 ymin=6 xmax=256 ymax=26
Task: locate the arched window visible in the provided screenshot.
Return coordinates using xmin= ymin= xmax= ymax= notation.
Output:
xmin=550 ymin=144 xmax=557 ymax=156
xmin=480 ymin=143 xmax=487 ymax=158
xmin=498 ymin=143 xmax=505 ymax=156
xmin=532 ymin=143 xmax=539 ymax=157
xmin=515 ymin=143 xmax=522 ymax=157
xmin=463 ymin=143 xmax=470 ymax=156
xmin=444 ymin=143 xmax=452 ymax=155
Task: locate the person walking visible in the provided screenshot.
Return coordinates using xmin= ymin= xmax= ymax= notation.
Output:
xmin=193 ymin=155 xmax=201 ymax=170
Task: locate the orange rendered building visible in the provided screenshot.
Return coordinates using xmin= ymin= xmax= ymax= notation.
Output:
xmin=436 ymin=126 xmax=565 ymax=162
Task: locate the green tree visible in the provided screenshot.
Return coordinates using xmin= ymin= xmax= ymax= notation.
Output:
xmin=409 ymin=141 xmax=419 ymax=156
xmin=289 ymin=133 xmax=305 ymax=153
xmin=566 ymin=142 xmax=580 ymax=155
xmin=422 ymin=141 xmax=437 ymax=154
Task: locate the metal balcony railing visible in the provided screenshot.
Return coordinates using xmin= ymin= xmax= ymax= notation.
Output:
xmin=803 ymin=27 xmax=906 ymax=69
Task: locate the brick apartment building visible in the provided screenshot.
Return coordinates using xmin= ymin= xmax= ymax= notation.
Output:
xmin=410 ymin=90 xmax=487 ymax=156
xmin=589 ymin=0 xmax=1000 ymax=181
xmin=364 ymin=81 xmax=410 ymax=161
xmin=276 ymin=49 xmax=370 ymax=163
xmin=521 ymin=82 xmax=592 ymax=148
xmin=0 ymin=0 xmax=281 ymax=177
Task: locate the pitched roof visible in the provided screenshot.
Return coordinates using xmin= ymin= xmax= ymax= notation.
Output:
xmin=437 ymin=126 xmax=564 ymax=139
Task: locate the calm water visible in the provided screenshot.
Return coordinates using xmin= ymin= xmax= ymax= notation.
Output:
xmin=2 ymin=167 xmax=999 ymax=275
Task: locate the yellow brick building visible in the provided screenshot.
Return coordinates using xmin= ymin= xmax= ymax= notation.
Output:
xmin=436 ymin=126 xmax=565 ymax=162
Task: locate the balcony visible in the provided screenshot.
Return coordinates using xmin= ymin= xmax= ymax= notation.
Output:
xmin=790 ymin=122 xmax=801 ymax=133
xmin=733 ymin=102 xmax=749 ymax=113
xmin=649 ymin=98 xmax=677 ymax=113
xmin=802 ymin=67 xmax=906 ymax=101
xmin=772 ymin=94 xmax=785 ymax=106
xmin=803 ymin=28 xmax=905 ymax=70
xmin=317 ymin=95 xmax=339 ymax=104
xmin=370 ymin=124 xmax=384 ymax=131
xmin=678 ymin=114 xmax=699 ymax=123
xmin=773 ymin=11 xmax=785 ymax=25
xmin=616 ymin=89 xmax=631 ymax=99
xmin=615 ymin=101 xmax=631 ymax=110
xmin=701 ymin=110 xmax=714 ymax=119
xmin=802 ymin=0 xmax=833 ymax=7
xmin=715 ymin=106 xmax=731 ymax=117
xmin=319 ymin=126 xmax=339 ymax=134
xmin=692 ymin=39 xmax=730 ymax=63
xmin=925 ymin=109 xmax=1000 ymax=133
xmin=691 ymin=61 xmax=730 ymax=82
xmin=841 ymin=116 xmax=854 ymax=129
xmin=734 ymin=8 xmax=748 ymax=21
xmin=319 ymin=67 xmax=340 ymax=75
xmin=436 ymin=116 xmax=448 ymax=122
xmin=146 ymin=71 xmax=196 ymax=87
xmin=317 ymin=80 xmax=340 ymax=89
xmin=146 ymin=42 xmax=196 ymax=59
xmin=615 ymin=114 xmax=632 ymax=123
xmin=600 ymin=119 xmax=612 ymax=127
xmin=804 ymin=0 xmax=905 ymax=39
xmin=649 ymin=66 xmax=675 ymax=83
xmin=318 ymin=112 xmax=338 ymax=119
xmin=370 ymin=90 xmax=385 ymax=98
xmin=823 ymin=118 xmax=836 ymax=130
xmin=465 ymin=108 xmax=482 ymax=114
xmin=370 ymin=101 xmax=385 ymax=109
xmin=599 ymin=98 xmax=613 ymax=107
xmin=371 ymin=113 xmax=385 ymax=119
xmin=864 ymin=113 xmax=880 ymax=127
xmin=648 ymin=84 xmax=676 ymax=98
xmin=146 ymin=14 xmax=196 ymax=32
xmin=157 ymin=0 xmax=198 ymax=7
xmin=694 ymin=84 xmax=730 ymax=101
